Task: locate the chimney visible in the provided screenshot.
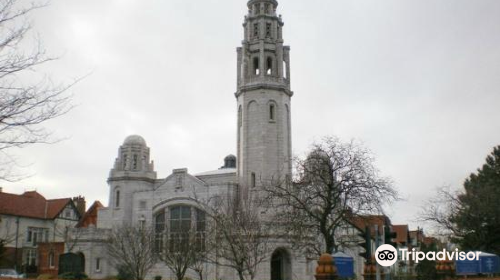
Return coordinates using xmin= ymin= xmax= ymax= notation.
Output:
xmin=73 ymin=196 xmax=86 ymax=217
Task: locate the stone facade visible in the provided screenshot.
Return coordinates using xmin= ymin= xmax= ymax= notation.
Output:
xmin=71 ymin=1 xmax=357 ymax=280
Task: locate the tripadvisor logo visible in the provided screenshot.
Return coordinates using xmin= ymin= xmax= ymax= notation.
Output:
xmin=375 ymin=245 xmax=398 ymax=267
xmin=375 ymin=245 xmax=481 ymax=267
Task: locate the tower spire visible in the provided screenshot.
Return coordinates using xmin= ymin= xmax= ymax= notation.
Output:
xmin=236 ymin=0 xmax=292 ymax=190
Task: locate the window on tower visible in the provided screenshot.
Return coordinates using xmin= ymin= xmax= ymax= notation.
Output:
xmin=122 ymin=154 xmax=128 ymax=169
xmin=133 ymin=154 xmax=138 ymax=170
xmin=269 ymin=104 xmax=275 ymax=121
xmin=238 ymin=106 xmax=242 ymax=127
xmin=253 ymin=23 xmax=259 ymax=38
xmin=266 ymin=23 xmax=272 ymax=38
xmin=266 ymin=57 xmax=273 ymax=75
xmin=283 ymin=61 xmax=288 ymax=79
xmin=253 ymin=57 xmax=260 ymax=75
xmin=115 ymin=189 xmax=120 ymax=208
xmin=251 ymin=172 xmax=256 ymax=188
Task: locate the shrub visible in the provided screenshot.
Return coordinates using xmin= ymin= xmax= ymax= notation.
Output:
xmin=154 ymin=276 xmax=162 ymax=280
xmin=58 ymin=271 xmax=89 ymax=280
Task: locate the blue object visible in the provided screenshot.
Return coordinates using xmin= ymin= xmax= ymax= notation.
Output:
xmin=456 ymin=252 xmax=500 ymax=275
xmin=333 ymin=252 xmax=354 ymax=278
xmin=480 ymin=254 xmax=500 ymax=274
xmin=456 ymin=258 xmax=479 ymax=275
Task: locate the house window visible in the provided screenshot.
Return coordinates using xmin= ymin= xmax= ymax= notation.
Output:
xmin=251 ymin=172 xmax=256 ymax=188
xmin=27 ymin=227 xmax=48 ymax=245
xmin=64 ymin=208 xmax=72 ymax=218
xmin=95 ymin=258 xmax=101 ymax=272
xmin=115 ymin=190 xmax=120 ymax=208
xmin=48 ymin=252 xmax=55 ymax=268
xmin=269 ymin=104 xmax=275 ymax=121
xmin=25 ymin=249 xmax=37 ymax=266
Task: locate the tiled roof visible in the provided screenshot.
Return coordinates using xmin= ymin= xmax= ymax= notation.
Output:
xmin=0 ymin=191 xmax=71 ymax=220
xmin=349 ymin=215 xmax=390 ymax=236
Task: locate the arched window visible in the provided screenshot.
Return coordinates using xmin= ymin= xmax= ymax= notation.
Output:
xmin=115 ymin=189 xmax=120 ymax=208
xmin=48 ymin=251 xmax=54 ymax=268
xmin=269 ymin=104 xmax=275 ymax=121
xmin=253 ymin=57 xmax=260 ymax=75
xmin=154 ymin=206 xmax=206 ymax=253
xmin=267 ymin=57 xmax=273 ymax=75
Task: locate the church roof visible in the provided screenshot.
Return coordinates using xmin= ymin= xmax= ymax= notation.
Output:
xmin=195 ymin=168 xmax=236 ymax=177
xmin=0 ymin=190 xmax=73 ymax=220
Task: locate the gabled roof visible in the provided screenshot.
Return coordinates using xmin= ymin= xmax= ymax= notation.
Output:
xmin=76 ymin=201 xmax=103 ymax=228
xmin=0 ymin=190 xmax=72 ymax=220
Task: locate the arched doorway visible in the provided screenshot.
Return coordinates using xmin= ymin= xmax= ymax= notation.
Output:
xmin=271 ymin=248 xmax=291 ymax=280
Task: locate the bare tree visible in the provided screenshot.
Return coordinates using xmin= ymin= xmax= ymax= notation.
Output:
xmin=106 ymin=225 xmax=156 ymax=280
xmin=419 ymin=186 xmax=462 ymax=237
xmin=204 ymin=192 xmax=272 ymax=280
xmin=158 ymin=229 xmax=206 ymax=280
xmin=264 ymin=136 xmax=398 ymax=255
xmin=0 ymin=0 xmax=75 ymax=181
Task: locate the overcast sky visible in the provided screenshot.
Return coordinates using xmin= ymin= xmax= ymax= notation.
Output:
xmin=3 ymin=0 xmax=500 ymax=231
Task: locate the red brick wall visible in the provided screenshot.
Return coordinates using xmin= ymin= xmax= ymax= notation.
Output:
xmin=37 ymin=242 xmax=64 ymax=276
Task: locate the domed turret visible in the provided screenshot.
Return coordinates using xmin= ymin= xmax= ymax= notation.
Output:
xmin=123 ymin=135 xmax=147 ymax=146
xmin=110 ymin=135 xmax=156 ymax=176
xmin=222 ymin=154 xmax=237 ymax=169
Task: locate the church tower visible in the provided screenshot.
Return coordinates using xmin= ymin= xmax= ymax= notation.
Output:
xmin=107 ymin=135 xmax=156 ymax=226
xmin=236 ymin=0 xmax=292 ymax=189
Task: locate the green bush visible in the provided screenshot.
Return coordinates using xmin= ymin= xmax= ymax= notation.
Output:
xmin=58 ymin=271 xmax=89 ymax=280
xmin=154 ymin=276 xmax=162 ymax=280
xmin=116 ymin=266 xmax=133 ymax=280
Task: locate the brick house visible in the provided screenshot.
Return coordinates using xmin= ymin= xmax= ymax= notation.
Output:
xmin=0 ymin=190 xmax=82 ymax=275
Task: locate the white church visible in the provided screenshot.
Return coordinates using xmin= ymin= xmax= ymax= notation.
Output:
xmin=73 ymin=1 xmax=366 ymax=279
